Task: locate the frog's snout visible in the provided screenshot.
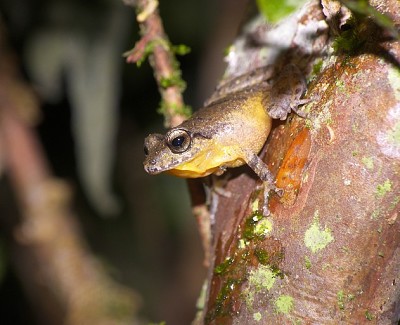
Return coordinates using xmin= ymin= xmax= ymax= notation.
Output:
xmin=143 ymin=156 xmax=161 ymax=175
xmin=144 ymin=162 xmax=156 ymax=174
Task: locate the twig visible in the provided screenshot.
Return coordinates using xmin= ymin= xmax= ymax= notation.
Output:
xmin=124 ymin=0 xmax=212 ymax=266
xmin=124 ymin=0 xmax=190 ymax=128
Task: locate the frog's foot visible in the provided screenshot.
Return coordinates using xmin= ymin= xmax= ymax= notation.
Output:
xmin=291 ymin=98 xmax=312 ymax=118
xmin=246 ymin=152 xmax=283 ymax=215
xmin=267 ymin=104 xmax=290 ymax=120
xmin=274 ymin=186 xmax=284 ymax=197
xmin=211 ymin=174 xmax=232 ymax=198
xmin=214 ymin=186 xmax=232 ymax=198
xmin=259 ymin=180 xmax=283 ymax=216
xmin=262 ymin=188 xmax=272 ymax=216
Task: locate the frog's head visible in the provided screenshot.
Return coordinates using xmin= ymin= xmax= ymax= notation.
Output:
xmin=143 ymin=127 xmax=214 ymax=177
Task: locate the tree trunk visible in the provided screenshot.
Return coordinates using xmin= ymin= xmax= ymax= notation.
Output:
xmin=197 ymin=1 xmax=400 ymax=324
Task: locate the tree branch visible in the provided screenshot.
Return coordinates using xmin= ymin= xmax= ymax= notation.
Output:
xmin=124 ymin=0 xmax=190 ymax=128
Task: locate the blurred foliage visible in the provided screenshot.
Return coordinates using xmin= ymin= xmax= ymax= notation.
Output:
xmin=256 ymin=0 xmax=308 ymax=23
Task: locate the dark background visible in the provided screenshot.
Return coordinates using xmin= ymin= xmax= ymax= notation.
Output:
xmin=0 ymin=0 xmax=250 ymax=324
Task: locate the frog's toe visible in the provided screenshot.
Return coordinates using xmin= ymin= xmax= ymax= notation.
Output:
xmin=214 ymin=186 xmax=232 ymax=198
xmin=274 ymin=187 xmax=284 ymax=197
xmin=262 ymin=203 xmax=271 ymax=216
xmin=262 ymin=189 xmax=271 ymax=216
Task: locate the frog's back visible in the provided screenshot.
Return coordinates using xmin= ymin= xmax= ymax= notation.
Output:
xmin=181 ymin=87 xmax=271 ymax=160
xmin=181 ymin=87 xmax=266 ymax=138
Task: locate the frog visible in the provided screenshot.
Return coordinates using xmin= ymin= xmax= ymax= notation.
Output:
xmin=143 ymin=64 xmax=308 ymax=214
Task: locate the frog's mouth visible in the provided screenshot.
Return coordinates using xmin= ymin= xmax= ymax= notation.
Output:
xmin=144 ymin=164 xmax=163 ymax=175
xmin=166 ymin=153 xmax=245 ymax=178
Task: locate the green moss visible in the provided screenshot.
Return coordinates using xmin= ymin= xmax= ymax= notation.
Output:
xmin=159 ymin=73 xmax=186 ymax=90
xmin=390 ymin=196 xmax=400 ymax=210
xmin=243 ymin=287 xmax=255 ymax=308
xmin=157 ymin=101 xmax=192 ymax=118
xmin=238 ymin=238 xmax=247 ymax=249
xmin=171 ymin=44 xmax=191 ymax=56
xmin=304 ymin=119 xmax=313 ymax=129
xmin=243 ymin=212 xmax=272 ymax=240
xmin=274 ymin=295 xmax=294 ymax=314
xmin=125 ymin=34 xmax=192 ymax=125
xmin=334 ymin=1 xmax=398 ymax=54
xmin=128 ymin=39 xmax=157 ymax=67
xmin=254 ymin=249 xmax=269 ymax=265
xmin=208 ymin=207 xmax=283 ymax=321
xmin=256 ymin=0 xmax=307 ymax=23
xmin=333 ymin=29 xmax=363 ymax=54
xmin=304 ymin=218 xmax=334 ymax=253
xmin=304 ymin=256 xmax=312 ymax=269
xmin=332 ymin=17 xmax=365 ymax=54
xmin=361 ymin=156 xmax=374 ymax=170
xmin=252 ymin=199 xmax=260 ymax=212
xmin=254 ymin=219 xmax=273 ymax=237
xmin=335 ymin=79 xmax=346 ymax=91
xmin=248 ymin=265 xmax=277 ymax=291
xmin=217 ymin=279 xmax=238 ymax=302
xmin=337 ymin=290 xmax=356 ymax=310
xmin=312 ymin=60 xmax=323 ymax=76
xmin=365 ymin=310 xmax=374 ymax=320
xmin=337 ymin=290 xmax=345 ymax=310
xmin=208 ymin=278 xmax=240 ymax=320
xmin=253 ymin=312 xmax=262 ymax=321
xmin=270 ymin=265 xmax=284 ymax=279
xmin=214 ymin=257 xmax=235 ymax=275
xmin=371 ymin=208 xmax=381 ymax=220
xmin=375 ymin=179 xmax=392 ymax=198
xmin=341 ymin=246 xmax=350 ymax=253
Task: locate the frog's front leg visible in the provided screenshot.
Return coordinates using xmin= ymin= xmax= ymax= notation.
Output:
xmin=246 ymin=151 xmax=278 ymax=215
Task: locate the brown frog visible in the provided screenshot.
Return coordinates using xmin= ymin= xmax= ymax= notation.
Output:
xmin=143 ymin=64 xmax=308 ymax=214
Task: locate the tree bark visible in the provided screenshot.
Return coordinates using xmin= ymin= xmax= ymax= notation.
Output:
xmin=197 ymin=1 xmax=400 ymax=324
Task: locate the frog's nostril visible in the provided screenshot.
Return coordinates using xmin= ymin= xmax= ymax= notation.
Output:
xmin=144 ymin=144 xmax=149 ymax=156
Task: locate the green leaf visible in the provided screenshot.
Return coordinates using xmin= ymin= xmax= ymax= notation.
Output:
xmin=256 ymin=0 xmax=307 ymax=23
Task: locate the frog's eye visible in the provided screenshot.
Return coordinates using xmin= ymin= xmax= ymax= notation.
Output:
xmin=166 ymin=128 xmax=191 ymax=153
